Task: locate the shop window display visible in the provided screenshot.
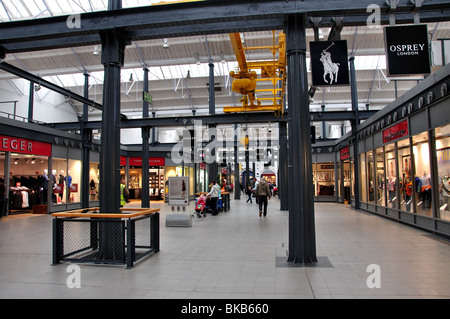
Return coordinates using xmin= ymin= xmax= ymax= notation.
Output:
xmin=89 ymin=162 xmax=99 ymax=201
xmin=316 ymin=162 xmax=335 ymax=196
xmin=312 ymin=162 xmax=317 ymax=196
xmin=350 ymin=157 xmax=355 ymax=198
xmin=398 ymin=138 xmax=412 ymax=212
xmin=435 ymin=124 xmax=450 ymax=221
xmin=343 ymin=161 xmax=351 ymax=202
xmin=385 ymin=143 xmax=397 ymax=209
xmin=1 ymin=154 xmax=48 ymax=213
xmin=367 ymin=151 xmax=375 ymax=203
xmin=412 ymin=132 xmax=433 ymax=217
xmin=376 ymin=147 xmax=386 ymax=207
xmin=51 ymin=158 xmax=81 ymax=205
xmin=359 ymin=153 xmax=367 ymax=202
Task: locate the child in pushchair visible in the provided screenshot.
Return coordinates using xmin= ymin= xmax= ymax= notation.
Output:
xmin=195 ymin=194 xmax=207 ymax=218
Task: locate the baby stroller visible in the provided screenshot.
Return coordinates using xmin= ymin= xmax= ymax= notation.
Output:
xmin=217 ymin=197 xmax=223 ymax=212
xmin=195 ymin=194 xmax=207 ymax=218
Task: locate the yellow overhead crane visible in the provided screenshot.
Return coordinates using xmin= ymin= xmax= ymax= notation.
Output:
xmin=224 ymin=30 xmax=286 ymax=116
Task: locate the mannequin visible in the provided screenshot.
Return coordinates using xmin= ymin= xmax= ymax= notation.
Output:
xmin=387 ymin=176 xmax=396 ymax=207
xmin=58 ymin=170 xmax=65 ymax=200
xmin=51 ymin=169 xmax=57 ymax=203
xmin=421 ymin=171 xmax=432 ymax=209
xmin=40 ymin=169 xmax=48 ymax=204
xmin=421 ymin=171 xmax=431 ymax=187
xmin=66 ymin=170 xmax=72 ymax=188
xmin=66 ymin=170 xmax=72 ymax=202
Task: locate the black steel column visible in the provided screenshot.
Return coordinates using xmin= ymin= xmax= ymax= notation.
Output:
xmin=99 ymin=29 xmax=127 ymax=213
xmin=234 ymin=124 xmax=240 ymax=200
xmin=321 ymin=104 xmax=327 ymax=140
xmin=151 ymin=111 xmax=156 ymax=144
xmin=142 ymin=66 xmax=150 ymax=208
xmin=97 ymin=0 xmax=126 ymax=262
xmin=245 ymin=134 xmax=250 ymax=188
xmin=28 ymin=81 xmax=34 ymax=122
xmin=209 ymin=61 xmax=215 ymax=115
xmin=208 ymin=124 xmax=218 ymax=183
xmin=349 ymin=55 xmax=360 ymax=209
xmin=108 ymin=0 xmax=122 ymax=10
xmin=208 ymin=61 xmax=217 ymax=183
xmin=285 ymin=14 xmax=317 ymax=264
xmin=81 ymin=71 xmax=91 ymax=208
xmin=279 ymin=121 xmax=288 ymax=210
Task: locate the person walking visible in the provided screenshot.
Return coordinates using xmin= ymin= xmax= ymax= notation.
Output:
xmin=253 ymin=178 xmax=259 ymax=205
xmin=120 ymin=178 xmax=130 ymax=207
xmin=245 ymin=184 xmax=253 ymax=203
xmin=256 ymin=177 xmax=271 ymax=217
xmin=207 ymin=180 xmax=221 ymax=215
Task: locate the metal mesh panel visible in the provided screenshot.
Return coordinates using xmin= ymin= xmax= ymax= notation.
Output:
xmin=62 ymin=219 xmax=96 ymax=256
xmin=134 ymin=216 xmax=152 ymax=248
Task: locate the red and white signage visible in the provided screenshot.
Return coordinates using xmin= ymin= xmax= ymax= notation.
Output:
xmin=382 ymin=120 xmax=408 ymax=144
xmin=0 ymin=135 xmax=51 ymax=156
xmin=128 ymin=156 xmax=165 ymax=166
xmin=340 ymin=146 xmax=350 ymax=160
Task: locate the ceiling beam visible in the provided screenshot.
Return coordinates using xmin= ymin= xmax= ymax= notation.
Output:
xmin=46 ymin=109 xmax=377 ymax=131
xmin=0 ymin=0 xmax=449 ymax=53
xmin=0 ymin=61 xmax=127 ymax=120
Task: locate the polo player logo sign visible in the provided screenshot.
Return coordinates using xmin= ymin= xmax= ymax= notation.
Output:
xmin=310 ymin=40 xmax=349 ymax=87
xmin=320 ymin=42 xmax=340 ymax=84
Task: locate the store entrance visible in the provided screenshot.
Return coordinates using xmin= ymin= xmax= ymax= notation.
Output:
xmin=120 ymin=166 xmax=165 ymax=202
xmin=1 ymin=153 xmax=49 ymax=215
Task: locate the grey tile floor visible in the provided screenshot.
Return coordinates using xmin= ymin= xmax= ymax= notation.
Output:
xmin=0 ymin=197 xmax=450 ymax=299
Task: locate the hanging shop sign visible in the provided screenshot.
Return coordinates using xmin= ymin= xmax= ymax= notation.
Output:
xmin=384 ymin=24 xmax=431 ymax=76
xmin=382 ymin=120 xmax=408 ymax=144
xmin=0 ymin=135 xmax=51 ymax=156
xmin=128 ymin=156 xmax=165 ymax=166
xmin=310 ymin=40 xmax=350 ymax=86
xmin=340 ymin=146 xmax=350 ymax=160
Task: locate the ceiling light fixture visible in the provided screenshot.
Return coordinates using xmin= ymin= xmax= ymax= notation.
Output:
xmin=163 ymin=38 xmax=169 ymax=49
xmin=318 ymin=29 xmax=324 ymax=39
xmin=195 ymin=53 xmax=201 ymax=65
xmin=93 ymin=46 xmax=99 ymax=55
xmin=34 ymin=84 xmax=41 ymax=92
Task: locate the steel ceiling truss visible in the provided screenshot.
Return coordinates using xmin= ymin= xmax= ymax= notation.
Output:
xmin=0 ymin=0 xmax=449 ymax=54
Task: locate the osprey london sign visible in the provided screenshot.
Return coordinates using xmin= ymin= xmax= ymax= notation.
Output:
xmin=384 ymin=24 xmax=431 ymax=76
xmin=310 ymin=40 xmax=349 ymax=86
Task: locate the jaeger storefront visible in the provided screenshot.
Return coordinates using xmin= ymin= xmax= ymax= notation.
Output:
xmin=0 ymin=116 xmax=98 ymax=215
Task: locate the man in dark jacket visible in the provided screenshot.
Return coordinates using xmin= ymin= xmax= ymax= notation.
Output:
xmin=256 ymin=177 xmax=271 ymax=217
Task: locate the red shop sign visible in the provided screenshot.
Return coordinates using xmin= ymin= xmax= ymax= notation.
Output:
xmin=128 ymin=156 xmax=165 ymax=166
xmin=382 ymin=120 xmax=408 ymax=144
xmin=340 ymin=146 xmax=350 ymax=160
xmin=0 ymin=135 xmax=51 ymax=156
